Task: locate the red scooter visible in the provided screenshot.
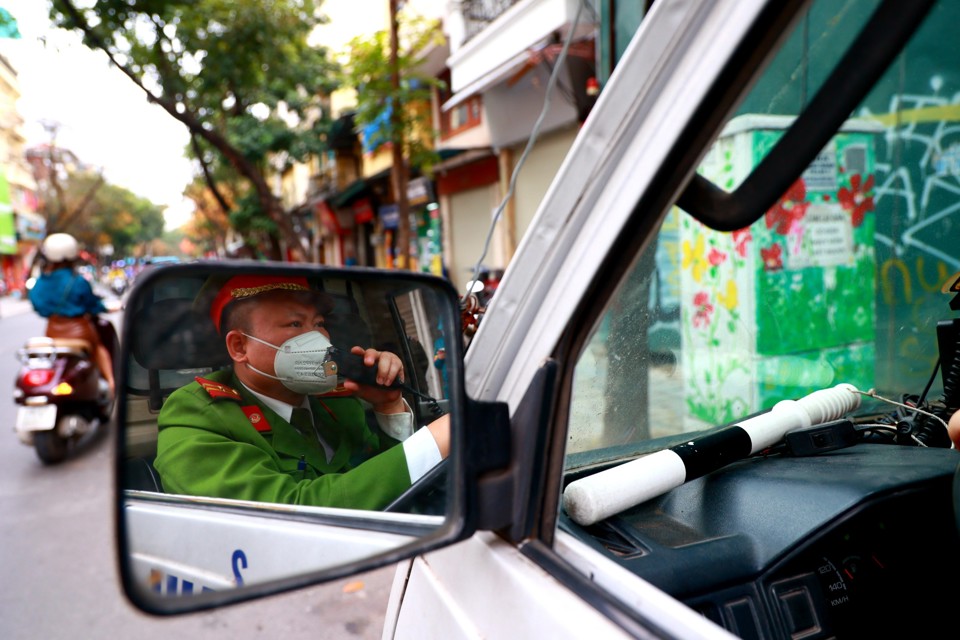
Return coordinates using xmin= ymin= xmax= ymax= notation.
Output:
xmin=13 ymin=316 xmax=118 ymax=464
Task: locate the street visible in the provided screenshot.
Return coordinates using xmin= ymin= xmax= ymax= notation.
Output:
xmin=0 ymin=293 xmax=395 ymax=640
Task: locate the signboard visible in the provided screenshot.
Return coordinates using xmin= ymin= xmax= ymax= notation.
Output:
xmin=0 ymin=169 xmax=15 ymax=255
xmin=353 ymin=199 xmax=374 ymax=224
xmin=315 ymin=201 xmax=342 ymax=235
xmin=407 ymin=177 xmax=433 ymax=206
xmin=379 ymin=204 xmax=399 ymax=230
xmin=16 ymin=211 xmax=46 ymax=241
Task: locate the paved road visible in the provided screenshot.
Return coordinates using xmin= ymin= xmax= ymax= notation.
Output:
xmin=0 ymin=294 xmax=396 ymax=640
xmin=0 ymin=294 xmax=34 ymax=318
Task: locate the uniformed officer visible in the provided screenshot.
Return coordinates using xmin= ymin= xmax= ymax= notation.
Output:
xmin=153 ymin=274 xmax=450 ymax=510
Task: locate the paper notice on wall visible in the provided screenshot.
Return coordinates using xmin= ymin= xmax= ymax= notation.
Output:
xmin=802 ymin=144 xmax=838 ymax=192
xmin=788 ymin=203 xmax=853 ymax=269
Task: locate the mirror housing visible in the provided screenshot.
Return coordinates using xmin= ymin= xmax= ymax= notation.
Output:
xmin=114 ymin=261 xmax=509 ymax=614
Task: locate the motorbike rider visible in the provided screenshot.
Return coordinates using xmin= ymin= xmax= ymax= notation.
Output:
xmin=28 ymin=233 xmax=116 ymax=395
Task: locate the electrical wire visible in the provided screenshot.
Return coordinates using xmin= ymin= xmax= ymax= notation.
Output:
xmin=918 ymin=356 xmax=940 ymax=404
xmin=851 ymin=388 xmax=950 ymax=433
xmin=467 ymin=0 xmax=587 ymax=293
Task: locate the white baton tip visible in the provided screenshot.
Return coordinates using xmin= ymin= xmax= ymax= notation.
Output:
xmin=563 ymin=450 xmax=687 ymax=526
xmin=562 ymin=384 xmax=862 ymax=526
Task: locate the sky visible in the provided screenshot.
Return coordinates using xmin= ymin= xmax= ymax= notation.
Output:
xmin=0 ymin=1 xmax=197 ymax=230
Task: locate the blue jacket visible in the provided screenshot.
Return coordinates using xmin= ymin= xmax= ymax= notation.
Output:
xmin=29 ymin=267 xmax=106 ymax=318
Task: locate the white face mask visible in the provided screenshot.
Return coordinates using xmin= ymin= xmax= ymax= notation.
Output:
xmin=242 ymin=331 xmax=339 ymax=395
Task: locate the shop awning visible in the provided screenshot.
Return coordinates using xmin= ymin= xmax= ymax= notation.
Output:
xmin=331 ymin=179 xmax=369 ymax=208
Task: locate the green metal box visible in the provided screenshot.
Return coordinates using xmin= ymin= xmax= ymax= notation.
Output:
xmin=680 ymin=115 xmax=881 ymax=424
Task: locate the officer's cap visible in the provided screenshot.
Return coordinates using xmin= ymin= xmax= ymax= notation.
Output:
xmin=209 ymin=274 xmax=334 ymax=334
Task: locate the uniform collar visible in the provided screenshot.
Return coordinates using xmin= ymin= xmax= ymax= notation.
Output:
xmin=236 ymin=379 xmax=311 ymax=422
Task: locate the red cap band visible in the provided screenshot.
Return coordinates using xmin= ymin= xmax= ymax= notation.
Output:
xmin=209 ymin=275 xmax=311 ymax=333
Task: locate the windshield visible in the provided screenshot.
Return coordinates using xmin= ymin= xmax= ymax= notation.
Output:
xmin=566 ymin=0 xmax=960 ymax=470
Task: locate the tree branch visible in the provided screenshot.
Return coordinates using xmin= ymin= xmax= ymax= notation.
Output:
xmin=54 ymin=0 xmax=307 ymax=261
xmin=191 ymin=134 xmax=233 ymax=218
xmin=56 ymin=172 xmax=105 ymax=231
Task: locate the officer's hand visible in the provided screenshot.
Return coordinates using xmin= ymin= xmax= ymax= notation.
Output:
xmin=343 ymin=346 xmax=405 ymax=413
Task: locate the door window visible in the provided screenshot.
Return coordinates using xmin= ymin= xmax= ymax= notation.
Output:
xmin=566 ymin=0 xmax=959 ymax=469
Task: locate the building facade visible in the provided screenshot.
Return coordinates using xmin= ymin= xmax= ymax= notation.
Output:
xmin=275 ymin=0 xmax=649 ymax=297
xmin=0 ymin=52 xmax=39 ymax=295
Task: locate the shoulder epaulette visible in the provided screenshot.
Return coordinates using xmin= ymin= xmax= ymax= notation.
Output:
xmin=195 ymin=376 xmax=243 ymax=402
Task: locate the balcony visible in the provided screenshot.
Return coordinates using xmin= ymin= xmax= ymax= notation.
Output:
xmin=442 ymin=0 xmax=597 ymax=149
xmin=447 ymin=0 xmax=596 ymax=94
xmin=461 ymin=0 xmax=523 ymax=43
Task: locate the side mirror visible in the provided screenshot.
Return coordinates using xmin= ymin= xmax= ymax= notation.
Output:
xmin=115 ymin=261 xmax=481 ymax=614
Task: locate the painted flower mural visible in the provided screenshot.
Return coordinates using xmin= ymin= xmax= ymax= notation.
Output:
xmin=761 ymin=243 xmax=783 ymax=271
xmin=692 ymin=291 xmax=714 ymax=328
xmin=732 ymin=228 xmax=752 ymax=259
xmin=717 ymin=279 xmax=738 ymax=312
xmin=837 ymin=173 xmax=875 ymax=227
xmin=765 ymin=178 xmax=810 ymax=235
xmin=708 ymin=247 xmax=727 ymax=267
xmin=682 ymin=234 xmax=708 ymax=282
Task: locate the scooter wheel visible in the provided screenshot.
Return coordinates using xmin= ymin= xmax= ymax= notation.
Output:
xmin=34 ymin=431 xmax=69 ymax=465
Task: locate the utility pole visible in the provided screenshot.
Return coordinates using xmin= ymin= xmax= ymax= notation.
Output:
xmin=389 ymin=0 xmax=411 ymax=269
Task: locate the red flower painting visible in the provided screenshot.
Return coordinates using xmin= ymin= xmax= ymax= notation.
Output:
xmin=692 ymin=291 xmax=714 ymax=328
xmin=765 ymin=179 xmax=809 ymax=235
xmin=761 ymin=243 xmax=783 ymax=271
xmin=732 ymin=228 xmax=751 ymax=258
xmin=837 ymin=173 xmax=875 ymax=227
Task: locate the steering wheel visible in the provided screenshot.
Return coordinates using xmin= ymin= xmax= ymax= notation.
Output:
xmin=384 ymin=458 xmax=448 ymax=515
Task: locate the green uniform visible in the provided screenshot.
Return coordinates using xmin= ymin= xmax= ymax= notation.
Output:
xmin=154 ymin=369 xmax=412 ymax=510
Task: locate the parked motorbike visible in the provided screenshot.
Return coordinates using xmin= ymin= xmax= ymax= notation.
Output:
xmin=13 ymin=316 xmax=118 ymax=464
xmin=461 ymin=267 xmax=503 ymax=344
xmin=110 ymin=275 xmax=128 ymax=296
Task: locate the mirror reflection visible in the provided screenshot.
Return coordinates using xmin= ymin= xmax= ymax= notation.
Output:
xmin=119 ymin=264 xmax=457 ymax=600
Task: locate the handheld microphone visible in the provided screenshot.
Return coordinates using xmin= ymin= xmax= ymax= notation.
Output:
xmin=329 ymin=347 xmax=404 ymax=390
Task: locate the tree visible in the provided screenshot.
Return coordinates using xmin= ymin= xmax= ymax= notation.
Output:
xmin=26 ymin=122 xmax=105 ymax=235
xmin=340 ymin=7 xmax=444 ymax=269
xmin=50 ymin=0 xmax=340 ymax=261
xmin=26 ymin=123 xmax=165 ymax=264
xmin=71 ymin=174 xmax=166 ymax=260
xmin=182 ymin=176 xmax=235 ymax=257
xmin=24 ymin=164 xmax=166 ymax=262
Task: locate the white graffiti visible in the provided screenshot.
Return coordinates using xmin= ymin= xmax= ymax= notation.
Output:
xmin=859 ymin=86 xmax=960 ymax=271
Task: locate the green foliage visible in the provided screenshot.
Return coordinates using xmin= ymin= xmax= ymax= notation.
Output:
xmin=50 ymin=0 xmax=341 ymax=247
xmin=0 ymin=7 xmax=22 ymax=39
xmin=62 ymin=172 xmax=166 ymax=257
xmin=51 ymin=1 xmax=338 ymax=130
xmin=230 ymin=191 xmax=277 ymax=242
xmin=339 ymin=9 xmax=444 ymax=174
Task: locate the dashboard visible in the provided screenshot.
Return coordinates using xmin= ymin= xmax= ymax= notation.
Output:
xmin=561 ymin=444 xmax=960 ymax=639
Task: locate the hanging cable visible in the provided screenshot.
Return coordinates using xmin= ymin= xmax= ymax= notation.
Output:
xmin=466 ymin=0 xmax=588 ymax=296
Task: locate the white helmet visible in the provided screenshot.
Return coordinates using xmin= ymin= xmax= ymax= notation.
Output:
xmin=42 ymin=233 xmax=80 ymax=262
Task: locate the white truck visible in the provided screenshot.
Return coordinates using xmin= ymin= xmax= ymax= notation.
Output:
xmin=115 ymin=0 xmax=960 ymax=637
